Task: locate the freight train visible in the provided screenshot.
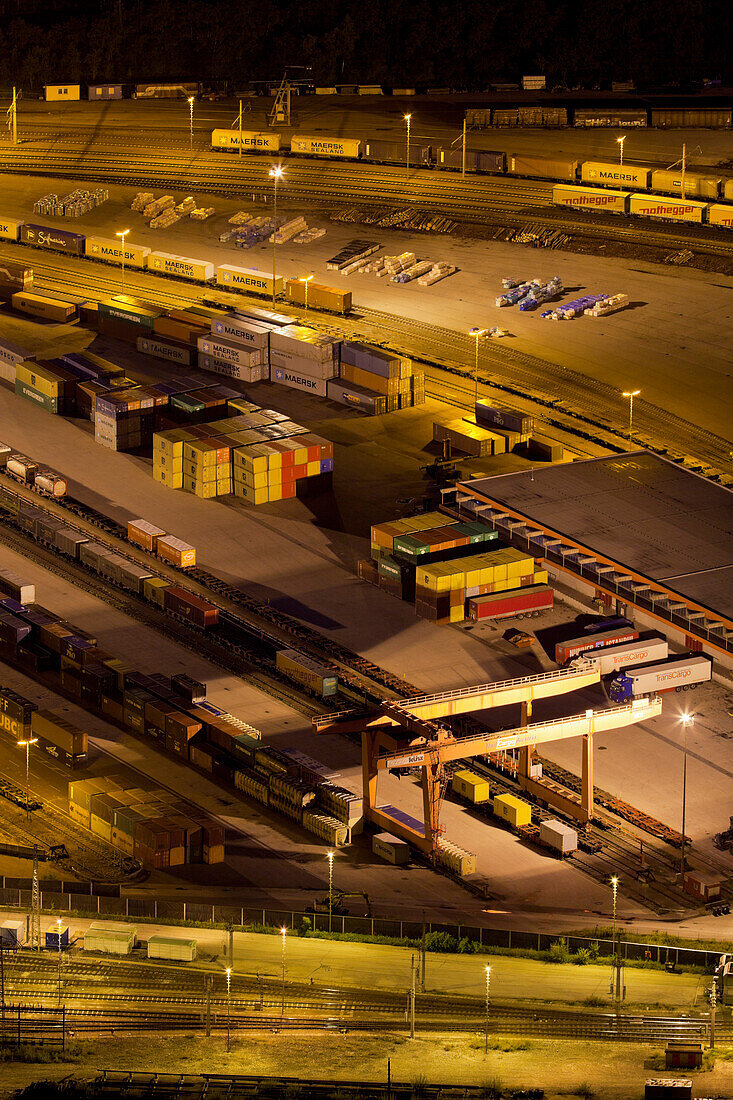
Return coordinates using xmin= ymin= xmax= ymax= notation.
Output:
xmin=211 ymin=130 xmax=733 ymax=207
xmin=2 ymin=449 xmax=67 ymax=497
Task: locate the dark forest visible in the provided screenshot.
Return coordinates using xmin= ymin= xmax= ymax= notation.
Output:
xmin=0 ymin=0 xmax=729 ymax=90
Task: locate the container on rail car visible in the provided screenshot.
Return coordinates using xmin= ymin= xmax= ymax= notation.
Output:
xmin=85 ymin=236 xmax=150 ymax=267
xmin=708 ymin=204 xmax=733 ymax=230
xmin=275 ymin=648 xmax=338 ymax=696
xmin=31 ymin=709 xmax=87 ymax=765
xmin=608 ymin=654 xmax=712 ymax=702
xmin=34 ymin=470 xmax=67 ymax=497
xmin=628 ymin=194 xmax=707 ymax=223
xmin=724 ymin=180 xmax=733 ymax=202
xmin=507 ymin=155 xmax=577 ymax=181
xmin=148 ymin=252 xmax=214 ymax=282
xmin=553 ymin=184 xmax=631 ymax=213
xmin=19 ymin=223 xmax=86 ymax=255
xmin=574 ymin=636 xmax=669 ymax=677
xmin=555 ymin=625 xmax=639 ymax=664
xmin=581 ymin=162 xmax=651 ymax=189
xmin=291 ymin=134 xmax=362 ymax=158
xmin=0 ymin=218 xmax=22 ymax=241
xmin=211 ymin=129 xmax=281 ymax=152
xmin=650 ymin=170 xmax=722 ymax=201
xmin=216 ymin=265 xmax=283 ymax=296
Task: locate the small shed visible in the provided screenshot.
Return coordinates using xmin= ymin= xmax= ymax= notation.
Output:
xmin=665 ymin=1040 xmax=704 ymax=1069
xmin=87 ymin=85 xmax=123 ymax=100
xmin=45 ymin=85 xmax=81 ymax=102
xmin=682 ymin=869 xmax=722 ymax=903
xmin=147 ymin=934 xmax=197 ymax=962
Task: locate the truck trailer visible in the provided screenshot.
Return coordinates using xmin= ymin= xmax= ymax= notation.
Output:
xmin=608 ymin=654 xmax=712 ymax=702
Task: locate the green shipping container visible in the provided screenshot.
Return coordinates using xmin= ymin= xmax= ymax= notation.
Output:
xmin=14 ymin=380 xmax=60 ymax=413
xmin=98 ymin=299 xmax=159 ymax=328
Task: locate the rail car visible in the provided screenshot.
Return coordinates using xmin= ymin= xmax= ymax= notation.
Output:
xmin=552 ymin=185 xmax=732 ymax=228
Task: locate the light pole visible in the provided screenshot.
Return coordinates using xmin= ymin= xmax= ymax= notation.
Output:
xmin=404 ymin=113 xmax=411 ymax=179
xmin=269 ymin=166 xmax=284 ymax=305
xmin=484 ymin=964 xmax=491 ymax=1053
xmin=327 ymin=850 xmax=334 ymax=932
xmin=280 ymin=926 xmax=287 ymax=1017
xmin=680 ymin=713 xmax=693 ymax=875
xmin=17 ymin=736 xmax=37 ymax=820
xmin=470 ymin=328 xmax=488 ymax=407
xmin=188 ymin=96 xmax=195 ymax=150
xmin=225 ymin=966 xmax=232 ymax=1052
xmin=617 ymin=135 xmax=626 ymax=166
xmin=300 ymin=274 xmax=314 ymax=315
xmin=610 ymin=875 xmax=621 ymax=1002
xmin=56 ymin=918 xmax=62 ymax=1006
xmin=622 ymin=389 xmax=640 ymax=435
xmin=116 ymin=229 xmax=130 ymax=294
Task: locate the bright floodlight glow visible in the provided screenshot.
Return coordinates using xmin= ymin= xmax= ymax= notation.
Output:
xmin=681 ymin=713 xmax=694 ymax=725
xmin=611 ymin=876 xmax=619 ymax=887
xmin=269 ymin=166 xmax=284 ymax=179
xmin=623 ymin=389 xmax=640 ymax=398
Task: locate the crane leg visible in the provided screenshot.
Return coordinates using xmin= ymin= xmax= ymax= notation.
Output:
xmin=581 ymin=733 xmax=594 ymax=820
xmin=519 ymin=700 xmax=534 ymax=777
xmin=362 ymin=730 xmax=378 ymax=815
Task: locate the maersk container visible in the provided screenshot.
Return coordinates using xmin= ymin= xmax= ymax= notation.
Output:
xmin=137 ymin=335 xmax=195 ymax=366
xmin=650 ymin=169 xmax=721 ymax=201
xmin=0 ymin=218 xmax=22 ymax=242
xmin=628 ymin=194 xmax=706 ymax=223
xmin=708 ymin=204 xmax=733 ymax=230
xmin=578 ymin=637 xmax=668 ymax=676
xmin=555 ymin=626 xmax=639 ymax=664
xmin=271 ymin=366 xmax=329 ymax=397
xmin=197 ymin=334 xmax=262 ymax=368
xmin=212 ymin=316 xmax=271 ymax=347
xmin=326 ymin=378 xmax=386 ymax=414
xmin=609 ymin=654 xmax=712 ymax=702
xmin=216 ymin=265 xmax=283 ymax=297
xmin=20 ymin=223 xmax=85 ymax=255
xmin=291 ymin=134 xmax=362 ymax=158
xmin=148 ymin=252 xmax=214 ymax=282
xmin=553 ymin=184 xmax=631 ymax=214
xmin=85 ymin=236 xmax=150 ymax=267
xmin=581 ymin=162 xmax=650 ymax=190
xmin=211 ymin=128 xmax=280 ymax=152
xmin=507 ymin=155 xmax=577 ymax=181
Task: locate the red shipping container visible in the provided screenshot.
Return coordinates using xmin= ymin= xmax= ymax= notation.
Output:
xmin=163 ymin=585 xmax=219 ymax=628
xmin=468 ymin=584 xmax=554 ymax=622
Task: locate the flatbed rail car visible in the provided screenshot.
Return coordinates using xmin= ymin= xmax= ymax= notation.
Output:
xmin=553 ymin=185 xmax=731 ymax=228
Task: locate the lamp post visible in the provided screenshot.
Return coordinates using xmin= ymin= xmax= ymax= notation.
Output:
xmin=225 ymin=966 xmax=232 ymax=1052
xmin=280 ymin=926 xmax=287 ymax=1017
xmin=404 ymin=113 xmax=411 ymax=179
xmin=17 ymin=736 xmax=37 ymax=820
xmin=617 ymin=135 xmax=626 ymax=166
xmin=269 ymin=166 xmax=284 ymax=305
xmin=680 ymin=713 xmax=693 ymax=875
xmin=470 ymin=327 xmax=488 ymax=407
xmin=610 ymin=875 xmax=621 ymax=1002
xmin=115 ymin=229 xmax=130 ymax=294
xmin=484 ymin=965 xmax=491 ymax=1053
xmin=56 ymin=918 xmax=63 ymax=1006
xmin=188 ymin=96 xmax=195 ymax=150
xmin=300 ymin=274 xmax=314 ymax=315
xmin=327 ymin=850 xmax=334 ymax=932
xmin=622 ymin=389 xmax=640 ymax=435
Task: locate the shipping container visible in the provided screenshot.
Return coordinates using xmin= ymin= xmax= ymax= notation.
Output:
xmin=197 ymin=334 xmax=262 ymax=368
xmin=364 ymin=138 xmax=432 ymax=165
xmin=20 ymin=223 xmax=85 ymax=255
xmin=539 ymin=819 xmax=578 ymax=855
xmin=127 ymin=519 xmax=166 ymax=552
xmin=0 ymin=218 xmax=22 ymax=242
xmin=148 ymin=252 xmax=215 ymax=282
xmin=0 ymin=568 xmax=34 ymax=604
xmin=474 ymin=401 xmax=534 ymax=434
xmin=215 ymin=265 xmax=284 ymax=296
xmin=137 ymin=335 xmax=196 ymax=366
xmin=163 ymin=585 xmax=218 ymax=628
xmin=12 ymin=291 xmax=77 ymax=322
xmin=451 ymin=769 xmax=491 ymax=803
xmin=609 ymin=654 xmax=712 ymax=702
xmin=83 ymin=922 xmax=136 ymax=954
xmin=492 ymin=792 xmax=532 ymax=828
xmin=555 ymin=626 xmax=639 ymax=664
xmin=45 ymin=84 xmax=81 ymax=101
xmin=708 ymin=203 xmax=733 ymax=230
xmin=574 ymin=108 xmax=647 ymax=127
xmin=651 ymin=108 xmax=732 ymax=129
xmin=285 ymin=280 xmax=352 ymax=314
xmin=650 ymin=169 xmax=721 ymax=201
xmin=468 ymin=584 xmax=553 ymax=622
xmin=211 ymin=129 xmax=280 ymax=152
xmin=0 ymin=258 xmax=33 ymax=295
xmin=326 ymin=378 xmax=386 ymax=414
xmin=98 ymin=299 xmax=160 ymax=327
xmin=45 ymin=924 xmax=70 ymax=948
xmin=211 ymin=315 xmax=272 ymax=347
xmin=553 ymin=183 xmax=631 ymax=214
xmin=476 ymin=150 xmax=506 ymax=173
xmin=579 ymin=637 xmax=669 ymax=676
xmin=147 ymin=934 xmax=197 ymax=961
xmin=628 ymin=194 xmax=707 ymax=223
xmin=291 ymin=134 xmax=361 ymax=158
xmin=581 ymin=161 xmax=650 ymax=189
xmin=0 ymin=919 xmax=25 ymax=946
xmin=156 ymin=535 xmax=196 ymax=568
xmin=31 ymin=709 xmax=87 ymax=758
xmin=276 ymin=648 xmax=337 ymax=696
xmin=372 ymin=831 xmax=410 ymax=864
xmin=271 ymin=367 xmax=330 ymax=396
xmin=85 ymin=236 xmax=150 ymax=267
xmin=507 ymin=155 xmax=577 ymax=180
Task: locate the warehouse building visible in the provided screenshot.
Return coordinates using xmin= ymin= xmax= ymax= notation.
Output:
xmin=444 ymin=452 xmax=733 ymax=673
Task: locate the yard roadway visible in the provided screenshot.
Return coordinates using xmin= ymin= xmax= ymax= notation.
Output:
xmin=0 ymin=910 xmax=705 ymax=1010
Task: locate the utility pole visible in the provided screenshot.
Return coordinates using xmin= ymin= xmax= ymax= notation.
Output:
xmin=710 ymin=976 xmax=717 ymax=1049
xmin=10 ymin=87 xmax=18 ymax=145
xmin=681 ymin=142 xmax=686 ymax=201
xmin=410 ymin=953 xmax=416 ymax=1038
xmin=420 ymin=911 xmax=426 ymax=992
xmin=461 ymin=118 xmax=466 ymax=178
xmin=239 ymin=99 xmax=242 ymax=157
xmin=29 ymin=848 xmax=41 ymax=950
xmin=205 ymin=975 xmax=212 ymax=1037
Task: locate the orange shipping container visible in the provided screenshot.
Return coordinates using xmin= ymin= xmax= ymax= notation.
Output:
xmin=156 ymin=536 xmax=196 ymax=568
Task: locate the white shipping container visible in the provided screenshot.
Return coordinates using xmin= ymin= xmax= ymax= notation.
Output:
xmin=291 ymin=134 xmax=361 ymax=158
xmin=270 ymin=366 xmax=330 ymax=396
xmin=269 ymin=351 xmax=336 ymax=379
xmin=372 ymin=832 xmax=410 ymax=865
xmin=539 ymin=820 xmax=578 ymax=854
xmin=0 ymin=919 xmax=25 ymax=946
xmin=148 ymin=252 xmax=214 ymax=281
xmin=199 ymin=355 xmax=263 ymax=382
xmin=197 ymin=335 xmax=262 ymax=367
xmin=628 ymin=194 xmax=706 ymax=222
xmin=216 ymin=265 xmax=283 ymax=296
xmin=211 ymin=316 xmax=272 ymax=347
xmin=147 ymin=934 xmax=197 ymax=961
xmin=0 ymin=218 xmax=22 ymax=241
xmin=580 ymin=637 xmax=669 ymax=676
xmin=211 ymin=129 xmax=281 ymax=152
xmin=270 ymin=325 xmax=339 ymax=362
xmin=85 ymin=236 xmax=150 ymax=268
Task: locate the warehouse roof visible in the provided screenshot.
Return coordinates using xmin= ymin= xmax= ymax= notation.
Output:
xmin=457 ymin=452 xmax=733 ymax=620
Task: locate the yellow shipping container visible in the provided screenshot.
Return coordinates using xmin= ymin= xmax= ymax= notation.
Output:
xmin=16 ymin=361 xmax=64 ymax=399
xmin=183 ymin=476 xmax=217 ymax=499
xmin=142 ymin=577 xmax=169 ymax=607
xmin=451 ymin=769 xmax=491 ymax=803
xmin=534 ymin=569 xmax=548 ymax=585
xmin=153 ymin=453 xmax=183 ymax=472
xmin=153 ymin=466 xmax=183 ymax=488
xmin=234 ymin=483 xmax=269 ymax=506
xmin=492 ymin=793 xmax=532 ymax=828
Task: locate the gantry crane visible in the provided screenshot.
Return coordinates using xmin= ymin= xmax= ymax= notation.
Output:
xmin=315 ymin=662 xmax=663 ymax=858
